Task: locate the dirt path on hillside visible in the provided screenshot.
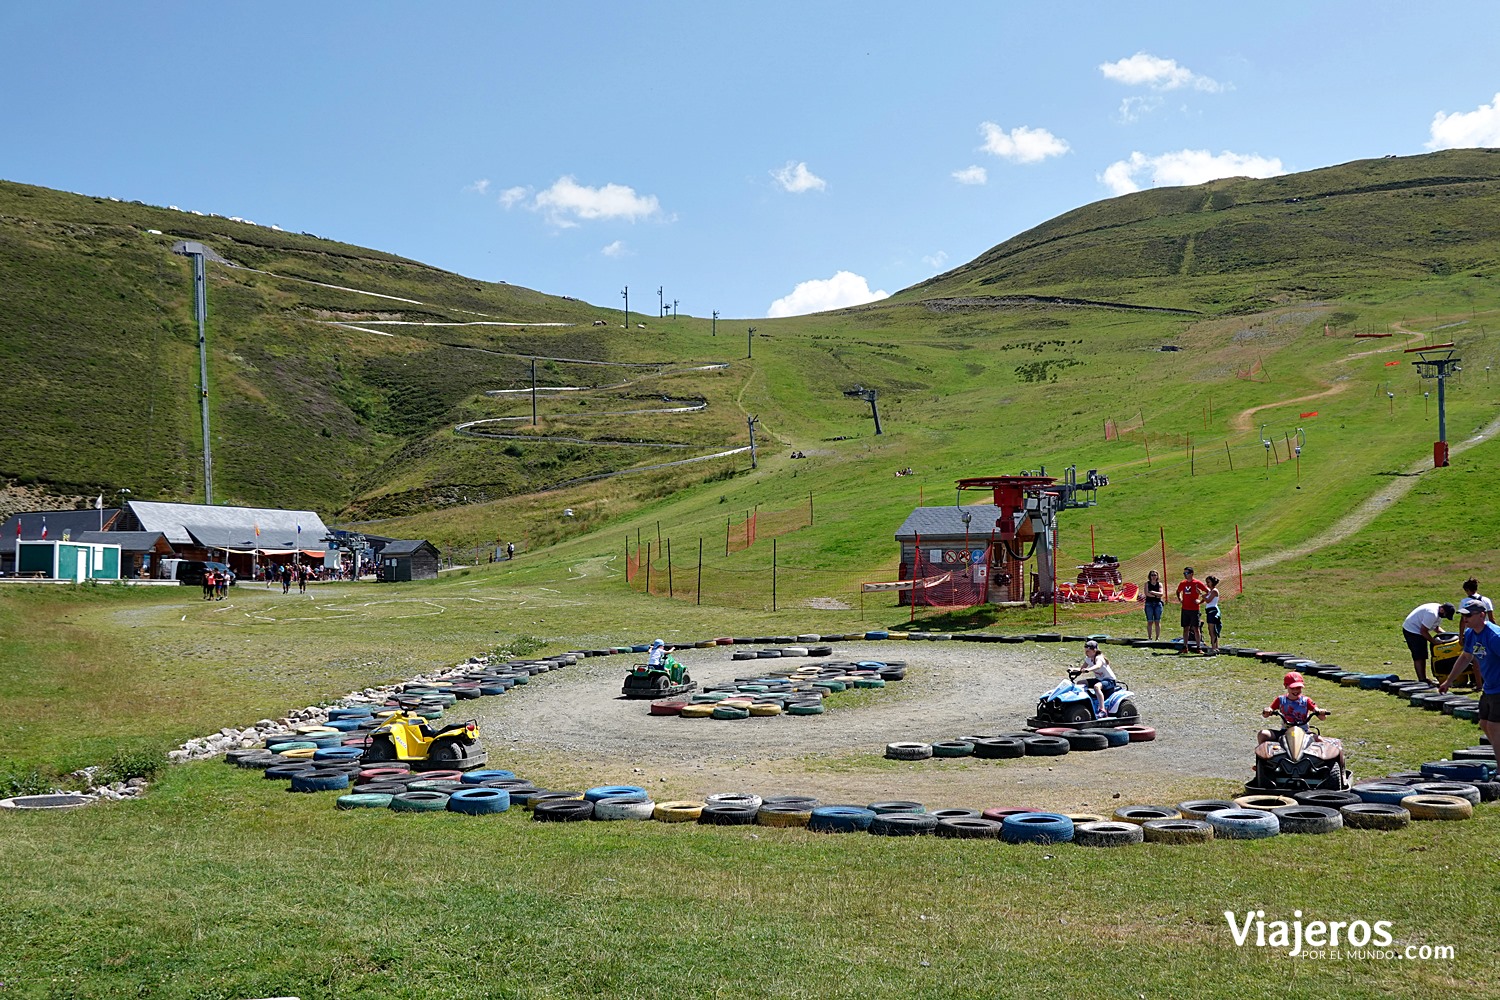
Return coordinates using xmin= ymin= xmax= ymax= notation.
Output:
xmin=470 ymin=642 xmax=1281 ymax=812
xmin=1239 ymin=410 xmax=1500 ymax=574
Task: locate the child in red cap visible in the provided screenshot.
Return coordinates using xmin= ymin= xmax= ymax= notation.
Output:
xmin=1258 ymin=671 xmax=1329 ymax=745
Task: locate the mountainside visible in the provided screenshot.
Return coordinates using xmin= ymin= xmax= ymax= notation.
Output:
xmin=903 ymin=149 xmax=1500 ymax=314
xmin=2 ymin=150 xmax=1497 ymax=533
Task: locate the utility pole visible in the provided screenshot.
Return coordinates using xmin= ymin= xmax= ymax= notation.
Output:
xmin=672 ymin=299 xmax=678 ymax=319
xmin=657 ymin=285 xmax=664 ymax=319
xmin=712 ymin=310 xmax=718 ymax=337
xmin=747 ymin=326 xmax=756 ymax=359
xmin=747 ymin=415 xmax=759 ymax=469
xmin=621 ymin=286 xmax=629 ymax=328
xmin=844 ymin=386 xmax=883 ymax=434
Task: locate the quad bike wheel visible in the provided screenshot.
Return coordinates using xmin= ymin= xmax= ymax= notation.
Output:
xmin=413 ymin=736 xmax=489 ymax=772
xmin=361 ymin=734 xmax=399 ymax=764
xmin=1114 ymin=699 xmax=1139 ymax=723
xmin=1061 ymin=703 xmax=1093 ymax=725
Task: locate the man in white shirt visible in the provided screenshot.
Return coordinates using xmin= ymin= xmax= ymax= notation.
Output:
xmin=1462 ymin=578 xmax=1495 ymax=624
xmin=1401 ymin=602 xmax=1456 ymax=683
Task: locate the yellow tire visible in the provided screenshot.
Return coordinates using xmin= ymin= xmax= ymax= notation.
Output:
xmin=1401 ymin=794 xmax=1473 ymax=821
xmin=756 ymin=807 xmax=812 ymax=827
xmin=749 ymin=703 xmax=783 ymax=717
xmin=1234 ymin=794 xmax=1296 ymax=810
xmin=281 ymin=747 xmax=318 ymax=760
xmin=294 ymin=725 xmax=338 ymax=736
xmin=654 ymin=800 xmax=704 ymax=822
xmin=679 ymin=704 xmax=714 ymax=719
xmin=720 ymin=698 xmax=754 ymax=709
xmin=1068 ymin=813 xmax=1107 ymax=824
xmin=886 ymin=631 xmax=909 ymax=639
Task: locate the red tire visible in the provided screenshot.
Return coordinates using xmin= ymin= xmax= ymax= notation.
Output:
xmin=649 ymin=699 xmax=687 ymax=716
xmin=1122 ymin=725 xmax=1157 ymax=742
xmin=1035 ymin=727 xmax=1071 ymax=738
xmin=981 ymin=806 xmax=1036 ymax=822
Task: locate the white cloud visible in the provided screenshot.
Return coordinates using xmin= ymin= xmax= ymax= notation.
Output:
xmin=979 ymin=123 xmax=1070 ymax=164
xmin=498 ymin=185 xmax=529 ymax=209
xmin=1115 ymin=96 xmax=1164 ymax=124
xmin=771 ymin=161 xmax=827 ymax=193
xmin=1100 ymin=52 xmax=1221 ymax=92
xmin=767 ymin=271 xmax=889 ymax=318
xmin=601 ymin=240 xmax=627 ymax=258
xmin=952 ymin=164 xmax=988 ymax=185
xmin=1099 ymin=149 xmax=1286 ymax=196
xmin=1427 ymin=92 xmax=1500 ymax=149
xmin=531 ymin=176 xmax=660 ymax=227
xmin=464 ymin=178 xmax=491 ymax=195
xmin=923 ymin=251 xmax=949 ymax=270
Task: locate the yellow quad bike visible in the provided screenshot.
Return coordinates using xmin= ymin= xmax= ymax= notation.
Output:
xmin=361 ymin=712 xmax=489 ymax=771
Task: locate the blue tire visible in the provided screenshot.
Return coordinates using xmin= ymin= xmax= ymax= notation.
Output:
xmin=312 ymin=747 xmax=364 ymax=763
xmin=460 ymin=769 xmax=518 ymax=785
xmin=266 ymin=740 xmax=317 ymax=754
xmin=1000 ymin=812 xmax=1075 ymax=844
xmin=327 ymin=706 xmax=374 ymax=720
xmin=290 ymin=769 xmax=350 ymax=793
xmin=321 ymin=718 xmax=364 ymax=732
xmin=1420 ymin=760 xmax=1495 ymax=782
xmin=1083 ymin=727 xmax=1130 ymax=748
xmin=807 ymin=806 xmax=876 ymax=833
xmin=1354 ymin=782 xmax=1423 ymax=805
xmin=585 ymin=785 xmax=648 ymax=802
xmin=1205 ymin=808 xmax=1280 ymax=839
xmin=447 ymin=787 xmax=511 ymax=814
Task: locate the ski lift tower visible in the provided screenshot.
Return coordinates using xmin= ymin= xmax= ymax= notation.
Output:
xmin=956 ymin=466 xmax=1108 ymax=604
xmin=1408 ymin=343 xmax=1460 ymax=467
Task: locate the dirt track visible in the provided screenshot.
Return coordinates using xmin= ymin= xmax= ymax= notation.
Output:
xmin=469 ymin=641 xmax=1290 ymax=813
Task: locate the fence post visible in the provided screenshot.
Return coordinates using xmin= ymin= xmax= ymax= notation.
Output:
xmin=697 ymin=537 xmax=703 ymax=606
xmin=625 ymin=535 xmax=630 ymax=584
xmin=1226 ymin=441 xmax=1233 ymax=472
xmin=726 ymin=517 xmax=730 ymax=557
xmin=667 ymin=538 xmax=673 ymax=598
xmin=809 ymin=491 xmax=813 ymax=526
xmin=1159 ymin=527 xmax=1167 ymax=586
xmin=645 ymin=541 xmax=652 ymax=596
xmin=1235 ymin=524 xmax=1244 ymax=594
xmin=772 ymin=538 xmax=777 ymax=612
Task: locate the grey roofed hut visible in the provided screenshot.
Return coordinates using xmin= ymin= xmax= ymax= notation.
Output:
xmin=378 ymin=539 xmax=440 ymax=582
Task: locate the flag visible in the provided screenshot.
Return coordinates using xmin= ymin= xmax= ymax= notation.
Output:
xmin=1384 ymin=360 xmax=1401 ymax=367
xmin=1300 ymin=411 xmax=1319 ymax=419
xmin=296 ymin=523 xmax=302 ymax=536
xmin=13 ymin=520 xmax=19 ymax=538
xmin=95 ymin=494 xmax=103 ymax=510
xmin=40 ymin=517 xmax=47 ymax=540
xmin=254 ymin=522 xmax=260 ymax=537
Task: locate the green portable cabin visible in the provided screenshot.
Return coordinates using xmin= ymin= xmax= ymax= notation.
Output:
xmin=15 ymin=540 xmax=121 ymax=581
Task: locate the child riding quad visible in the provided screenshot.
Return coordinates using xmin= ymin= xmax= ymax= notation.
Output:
xmin=1027 ymin=640 xmax=1140 ymax=728
xmin=622 ymin=638 xmax=697 ymax=699
xmin=1247 ymin=671 xmax=1350 ymax=792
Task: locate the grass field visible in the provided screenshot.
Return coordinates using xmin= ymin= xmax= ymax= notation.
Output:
xmin=3 ymin=153 xmax=1499 ymax=997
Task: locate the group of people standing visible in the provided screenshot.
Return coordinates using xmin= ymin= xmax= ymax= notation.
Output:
xmin=1401 ymin=578 xmax=1496 ymax=683
xmin=1140 ymin=565 xmax=1224 ymax=653
xmin=260 ymin=563 xmax=312 ymax=594
xmin=201 ymin=569 xmax=230 ymax=601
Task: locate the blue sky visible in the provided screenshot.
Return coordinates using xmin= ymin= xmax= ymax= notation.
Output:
xmin=5 ymin=2 xmax=1500 ymax=320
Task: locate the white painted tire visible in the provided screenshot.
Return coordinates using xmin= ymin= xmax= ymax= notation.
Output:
xmin=593 ymin=797 xmax=656 ymax=820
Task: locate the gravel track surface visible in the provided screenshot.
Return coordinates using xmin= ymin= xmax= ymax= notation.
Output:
xmin=470 ymin=641 xmax=1288 ymax=812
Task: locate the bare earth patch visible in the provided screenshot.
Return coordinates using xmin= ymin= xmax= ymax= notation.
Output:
xmin=472 ymin=641 xmax=1283 ymax=813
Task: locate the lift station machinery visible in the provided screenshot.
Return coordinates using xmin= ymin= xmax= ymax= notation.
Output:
xmin=955 ymin=466 xmax=1108 ymax=605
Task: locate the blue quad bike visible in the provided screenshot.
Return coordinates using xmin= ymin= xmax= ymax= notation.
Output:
xmin=1027 ymin=668 xmax=1140 ymax=729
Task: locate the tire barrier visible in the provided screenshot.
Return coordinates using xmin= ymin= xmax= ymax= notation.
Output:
xmin=1339 ymin=802 xmax=1410 ymax=829
xmin=1204 ymin=809 xmax=1280 ymax=840
xmin=1409 ymin=781 xmax=1480 ymax=805
xmin=1084 ymin=727 xmax=1131 ymax=748
xmin=654 ymin=800 xmax=704 ymax=823
xmin=533 ymin=798 xmax=594 ymax=822
xmin=928 ymin=808 xmax=982 ymax=821
xmin=1270 ymin=805 xmax=1343 ymax=834
xmin=866 ymin=800 xmax=924 ymax=814
xmin=390 ymin=791 xmax=450 ymax=812
xmin=1000 ymin=813 xmax=1074 ymax=844
xmin=756 ymin=805 xmax=813 ymax=827
xmin=1121 ymin=726 xmax=1157 ymax=742
xmin=1291 ymin=790 xmax=1361 ymax=808
xmin=869 ymin=813 xmax=938 ymax=836
xmin=807 ymin=806 xmax=876 ymax=833
xmin=336 ymin=792 xmax=394 ymax=809
xmin=705 ymin=792 xmax=763 ymax=811
xmin=1074 ymin=821 xmax=1144 ymax=848
xmin=1176 ymin=799 xmax=1239 ymax=820
xmin=1233 ymin=794 xmax=1297 ymax=810
xmin=584 ymin=785 xmax=647 ymax=803
xmin=594 ymin=796 xmax=656 ymax=820
xmin=1021 ymin=736 xmax=1070 ymax=757
xmin=972 ymin=737 xmax=1026 ymax=760
xmin=1112 ymin=805 xmax=1181 ymax=825
xmin=1400 ymin=793 xmax=1473 ymax=821
xmin=930 ymin=740 xmax=975 ymax=758
xmin=290 ymin=768 xmax=351 ymax=793
xmin=447 ymin=788 xmax=511 ymax=814
xmin=699 ymin=804 xmax=759 ymax=826
xmin=1061 ymin=731 xmax=1110 ymax=752
xmin=1142 ymin=819 xmax=1214 ymax=844
xmin=935 ymin=817 xmax=1003 ymax=840
xmin=1353 ymin=782 xmax=1419 ymax=805
xmin=885 ymin=742 xmax=933 ymax=761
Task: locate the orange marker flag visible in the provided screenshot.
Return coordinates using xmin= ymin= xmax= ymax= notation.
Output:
xmin=1384 ymin=360 xmax=1401 ymax=367
xmin=1300 ymin=411 xmax=1319 ymax=418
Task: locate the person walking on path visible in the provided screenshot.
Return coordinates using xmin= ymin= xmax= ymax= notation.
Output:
xmin=1175 ymin=566 xmax=1210 ymax=654
xmin=1439 ymin=600 xmax=1500 ymax=774
xmin=202 ymin=569 xmax=214 ymax=602
xmin=1142 ymin=570 xmax=1165 ymax=641
xmin=1402 ymin=601 xmax=1456 ymax=683
xmin=1203 ymin=575 xmax=1224 ymax=655
xmin=506 ymin=541 xmax=515 ymax=561
xmin=281 ymin=563 xmax=293 ymax=595
xmin=1462 ymin=578 xmax=1495 ymax=624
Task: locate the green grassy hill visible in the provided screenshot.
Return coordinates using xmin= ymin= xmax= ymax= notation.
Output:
xmin=2 ymin=150 xmax=1497 ymax=564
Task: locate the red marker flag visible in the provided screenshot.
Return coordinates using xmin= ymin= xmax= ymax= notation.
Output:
xmin=1384 ymin=360 xmax=1401 ymax=367
xmin=1300 ymin=411 xmax=1319 ymax=418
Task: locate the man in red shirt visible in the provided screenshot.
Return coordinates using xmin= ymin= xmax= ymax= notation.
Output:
xmin=1175 ymin=566 xmax=1211 ymax=654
